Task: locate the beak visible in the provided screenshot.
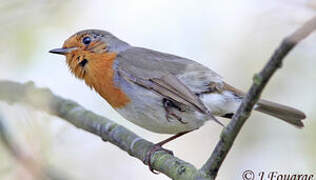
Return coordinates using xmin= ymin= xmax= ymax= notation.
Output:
xmin=49 ymin=47 xmax=78 ymax=55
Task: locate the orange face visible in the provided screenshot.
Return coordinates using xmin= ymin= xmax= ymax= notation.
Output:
xmin=59 ymin=32 xmax=108 ymax=79
xmin=49 ymin=31 xmax=130 ymax=108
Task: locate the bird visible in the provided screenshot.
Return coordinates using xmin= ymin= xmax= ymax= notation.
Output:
xmin=49 ymin=29 xmax=306 ymax=172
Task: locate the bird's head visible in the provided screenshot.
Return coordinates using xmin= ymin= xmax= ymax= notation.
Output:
xmin=49 ymin=29 xmax=130 ymax=79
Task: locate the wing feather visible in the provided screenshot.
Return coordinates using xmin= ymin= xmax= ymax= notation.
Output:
xmin=116 ymin=47 xmax=221 ymax=115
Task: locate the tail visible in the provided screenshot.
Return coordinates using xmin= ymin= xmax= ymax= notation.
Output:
xmin=255 ymin=99 xmax=306 ymax=128
xmin=222 ymin=82 xmax=306 ymax=127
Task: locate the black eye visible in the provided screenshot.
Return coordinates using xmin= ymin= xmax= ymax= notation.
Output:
xmin=82 ymin=36 xmax=91 ymax=45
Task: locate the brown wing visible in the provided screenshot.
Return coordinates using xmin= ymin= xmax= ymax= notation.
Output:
xmin=118 ymin=69 xmax=223 ymax=125
xmin=118 ymin=67 xmax=208 ymax=114
xmin=115 ymin=47 xmax=226 ymax=125
xmin=150 ymin=73 xmax=209 ymax=114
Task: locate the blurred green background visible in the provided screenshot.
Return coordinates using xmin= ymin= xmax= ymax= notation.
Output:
xmin=0 ymin=0 xmax=315 ymax=179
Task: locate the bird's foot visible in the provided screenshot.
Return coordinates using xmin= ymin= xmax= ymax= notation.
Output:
xmin=144 ymin=131 xmax=191 ymax=174
xmin=145 ymin=143 xmax=173 ymax=174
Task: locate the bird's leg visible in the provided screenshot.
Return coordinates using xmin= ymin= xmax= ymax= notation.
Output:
xmin=162 ymin=98 xmax=187 ymax=124
xmin=145 ymin=131 xmax=191 ymax=174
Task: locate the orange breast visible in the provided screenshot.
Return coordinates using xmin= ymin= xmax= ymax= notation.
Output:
xmin=84 ymin=52 xmax=130 ymax=108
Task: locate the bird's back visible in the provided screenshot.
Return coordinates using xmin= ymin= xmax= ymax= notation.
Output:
xmin=116 ymin=47 xmax=223 ymax=94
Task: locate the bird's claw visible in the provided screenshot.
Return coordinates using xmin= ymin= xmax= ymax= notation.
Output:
xmin=145 ymin=144 xmax=174 ymax=174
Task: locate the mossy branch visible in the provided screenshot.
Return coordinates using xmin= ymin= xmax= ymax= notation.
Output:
xmin=0 ymin=80 xmax=209 ymax=180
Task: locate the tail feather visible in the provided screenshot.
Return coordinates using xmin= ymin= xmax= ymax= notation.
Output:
xmin=222 ymin=82 xmax=306 ymax=127
xmin=255 ymin=99 xmax=306 ymax=128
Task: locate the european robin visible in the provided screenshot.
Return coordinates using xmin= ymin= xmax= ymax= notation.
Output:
xmin=49 ymin=29 xmax=306 ymax=172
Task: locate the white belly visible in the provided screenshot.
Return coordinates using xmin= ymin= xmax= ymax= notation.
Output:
xmin=115 ymin=78 xmax=240 ymax=134
xmin=115 ymin=88 xmax=209 ymax=134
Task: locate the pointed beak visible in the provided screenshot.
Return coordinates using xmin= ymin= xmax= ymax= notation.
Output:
xmin=49 ymin=47 xmax=78 ymax=55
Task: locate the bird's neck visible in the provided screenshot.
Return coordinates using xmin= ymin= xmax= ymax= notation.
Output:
xmin=84 ymin=52 xmax=130 ymax=108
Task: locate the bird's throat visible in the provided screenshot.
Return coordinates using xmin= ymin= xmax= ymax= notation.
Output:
xmin=83 ymin=52 xmax=130 ymax=108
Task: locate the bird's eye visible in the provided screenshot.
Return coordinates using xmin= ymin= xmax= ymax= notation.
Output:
xmin=82 ymin=36 xmax=91 ymax=45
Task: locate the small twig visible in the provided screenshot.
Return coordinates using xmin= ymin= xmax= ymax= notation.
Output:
xmin=0 ymin=81 xmax=209 ymax=180
xmin=0 ymin=112 xmax=20 ymax=159
xmin=200 ymin=16 xmax=316 ymax=179
xmin=0 ymin=111 xmax=70 ymax=180
xmin=0 ymin=112 xmax=43 ymax=179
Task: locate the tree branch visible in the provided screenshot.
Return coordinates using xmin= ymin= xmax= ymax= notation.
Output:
xmin=200 ymin=16 xmax=316 ymax=179
xmin=0 ymin=81 xmax=209 ymax=180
